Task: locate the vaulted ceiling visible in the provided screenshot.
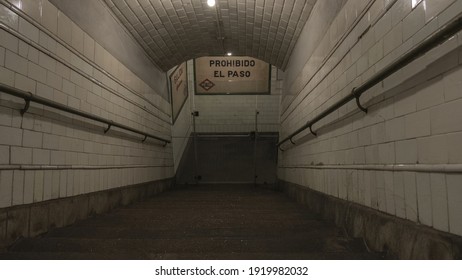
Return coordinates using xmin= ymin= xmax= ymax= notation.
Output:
xmin=103 ymin=0 xmax=317 ymax=71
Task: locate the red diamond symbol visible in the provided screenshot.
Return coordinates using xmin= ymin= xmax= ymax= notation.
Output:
xmin=199 ymin=79 xmax=215 ymax=91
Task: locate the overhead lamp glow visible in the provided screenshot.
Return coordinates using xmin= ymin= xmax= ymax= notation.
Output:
xmin=227 ymin=52 xmax=232 ymax=56
xmin=207 ymin=0 xmax=215 ymax=7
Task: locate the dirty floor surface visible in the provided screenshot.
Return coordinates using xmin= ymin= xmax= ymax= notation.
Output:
xmin=0 ymin=184 xmax=382 ymax=259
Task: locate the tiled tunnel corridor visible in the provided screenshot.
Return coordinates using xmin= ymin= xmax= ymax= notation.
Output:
xmin=2 ymin=0 xmax=462 ymax=260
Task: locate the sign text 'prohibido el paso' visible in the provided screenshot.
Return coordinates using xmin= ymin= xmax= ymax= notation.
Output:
xmin=194 ymin=56 xmax=270 ymax=95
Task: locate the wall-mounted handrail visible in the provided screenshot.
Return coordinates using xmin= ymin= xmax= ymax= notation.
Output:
xmin=278 ymin=14 xmax=462 ymax=151
xmin=0 ymin=83 xmax=171 ymax=146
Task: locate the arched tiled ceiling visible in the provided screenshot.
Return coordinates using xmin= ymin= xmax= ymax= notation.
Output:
xmin=103 ymin=0 xmax=317 ymax=71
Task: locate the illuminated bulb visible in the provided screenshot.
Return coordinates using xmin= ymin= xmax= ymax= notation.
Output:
xmin=207 ymin=0 xmax=215 ymax=7
xmin=227 ymin=52 xmax=232 ymax=56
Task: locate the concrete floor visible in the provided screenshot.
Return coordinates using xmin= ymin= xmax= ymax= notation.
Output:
xmin=0 ymin=184 xmax=383 ymax=259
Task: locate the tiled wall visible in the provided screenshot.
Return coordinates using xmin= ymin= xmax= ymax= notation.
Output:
xmin=284 ymin=0 xmax=346 ymax=91
xmin=48 ymin=0 xmax=168 ymax=99
xmin=170 ymin=61 xmax=282 ymax=171
xmin=171 ymin=93 xmax=191 ymax=173
xmin=279 ymin=0 xmax=462 ymax=236
xmin=0 ymin=0 xmax=174 ymax=208
xmin=193 ymin=65 xmax=282 ymax=133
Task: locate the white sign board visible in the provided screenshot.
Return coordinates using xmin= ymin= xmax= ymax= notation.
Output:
xmin=194 ymin=56 xmax=270 ymax=95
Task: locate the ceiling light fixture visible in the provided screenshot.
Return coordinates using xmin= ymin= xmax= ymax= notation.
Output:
xmin=227 ymin=52 xmax=232 ymax=56
xmin=207 ymin=0 xmax=215 ymax=7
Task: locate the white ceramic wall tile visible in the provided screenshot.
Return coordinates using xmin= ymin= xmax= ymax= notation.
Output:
xmin=83 ymin=33 xmax=95 ymax=61
xmin=18 ymin=40 xmax=28 ymax=58
xmin=417 ymin=135 xmax=448 ymax=164
xmin=66 ymin=170 xmax=74 ymax=195
xmin=0 ymin=46 xmax=5 ymax=66
xmin=369 ymin=40 xmax=384 ymax=67
xmin=447 ymin=132 xmax=462 ymax=164
xmin=371 ymin=122 xmax=387 ymax=144
xmin=443 ymin=67 xmax=462 ymax=102
xmin=59 ymin=170 xmax=67 ymax=198
xmin=57 ymin=12 xmax=72 ymax=45
xmin=395 ymin=139 xmax=417 ymax=164
xmin=28 ymin=61 xmax=47 ymax=83
xmin=51 ymin=169 xmax=59 ymax=199
xmin=393 ymin=172 xmax=406 ymax=218
xmin=0 ymin=145 xmax=9 ymax=165
xmin=12 ymin=170 xmax=24 ymax=206
xmin=384 ymin=22 xmax=403 ymax=55
xmin=0 ymin=67 xmax=15 ymax=86
xmin=10 ymin=146 xmax=32 ymax=165
xmin=384 ymin=171 xmax=396 ymax=215
xmin=23 ymin=170 xmax=34 ymax=204
xmin=22 ymin=130 xmax=42 ymax=148
xmin=38 ymin=51 xmax=56 ymax=72
xmin=403 ymin=2 xmax=426 ymax=41
xmin=39 ymin=31 xmax=58 ymax=54
xmin=46 ymin=71 xmax=62 ymax=90
xmin=430 ymin=98 xmax=462 ymax=134
xmin=415 ymin=78 xmax=445 ymax=110
xmin=362 ymin=170 xmax=371 ymax=207
xmin=5 ymin=49 xmax=28 ymax=75
xmin=416 ymin=173 xmax=433 ymax=227
xmin=43 ymin=171 xmax=53 ymax=201
xmin=57 ymin=63 xmax=71 ymax=80
xmin=0 ymin=106 xmax=13 ymax=127
xmin=73 ymin=170 xmax=81 ymax=196
xmin=446 ymin=174 xmax=462 ymax=235
xmin=378 ymin=142 xmax=395 ymax=164
xmin=0 ymin=29 xmax=19 ymax=53
xmin=385 ymin=117 xmax=405 ymax=141
xmin=14 ymin=73 xmax=36 ymax=93
xmin=430 ymin=173 xmax=449 ymax=232
xmin=62 ymin=79 xmax=75 ymax=96
xmin=404 ymin=109 xmax=431 ymax=138
xmin=392 ymin=0 xmax=412 ymax=25
xmin=424 ymin=0 xmax=455 ymax=23
xmin=0 ymin=126 xmax=22 ymax=146
xmin=18 ymin=17 xmax=39 ymax=43
xmin=33 ymin=170 xmax=43 ymax=202
xmin=394 ymin=91 xmax=417 ymax=117
xmin=0 ymin=170 xmax=13 ymax=208
xmin=41 ymin=0 xmax=58 ymax=34
xmin=403 ymin=172 xmax=418 ymax=222
xmin=376 ymin=171 xmax=387 ymax=212
xmin=330 ymin=169 xmax=340 ymax=198
xmin=71 ymin=23 xmax=84 ymax=54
